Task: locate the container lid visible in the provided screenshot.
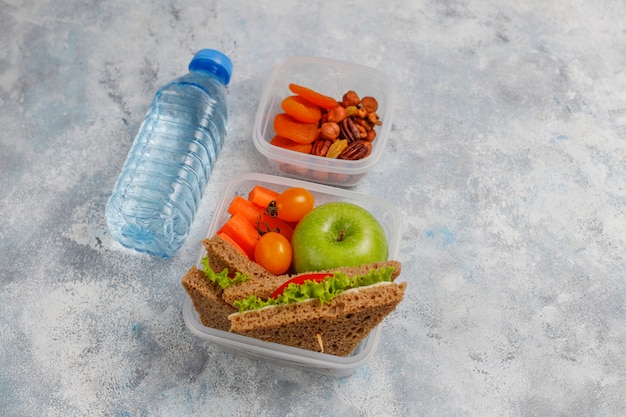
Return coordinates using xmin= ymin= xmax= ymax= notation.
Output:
xmin=189 ymin=49 xmax=233 ymax=86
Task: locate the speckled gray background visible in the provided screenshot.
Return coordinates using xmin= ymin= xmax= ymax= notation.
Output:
xmin=1 ymin=1 xmax=625 ymax=416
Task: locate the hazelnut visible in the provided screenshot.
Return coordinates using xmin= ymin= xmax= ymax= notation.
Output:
xmin=327 ymin=105 xmax=347 ymax=123
xmin=365 ymin=129 xmax=377 ymax=142
xmin=360 ymin=96 xmax=378 ymax=113
xmin=320 ymin=122 xmax=340 ymax=140
xmin=342 ymin=90 xmax=360 ymax=107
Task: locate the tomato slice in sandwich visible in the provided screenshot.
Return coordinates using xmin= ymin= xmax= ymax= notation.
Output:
xmin=270 ymin=273 xmax=333 ymax=299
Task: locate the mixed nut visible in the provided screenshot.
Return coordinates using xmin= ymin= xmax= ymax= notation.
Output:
xmin=310 ymin=91 xmax=381 ymax=161
xmin=271 ymin=85 xmax=383 ymax=162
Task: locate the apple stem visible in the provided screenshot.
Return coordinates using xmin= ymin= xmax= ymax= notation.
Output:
xmin=337 ymin=229 xmax=345 ymax=242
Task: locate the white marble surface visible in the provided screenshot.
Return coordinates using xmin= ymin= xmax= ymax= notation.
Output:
xmin=2 ymin=1 xmax=626 ymax=416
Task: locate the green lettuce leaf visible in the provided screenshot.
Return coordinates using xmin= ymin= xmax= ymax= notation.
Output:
xmin=200 ymin=255 xmax=251 ymax=289
xmin=232 ymin=266 xmax=395 ymax=312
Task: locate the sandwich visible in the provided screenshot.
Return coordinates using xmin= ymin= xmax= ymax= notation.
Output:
xmin=182 ymin=235 xmax=406 ymax=356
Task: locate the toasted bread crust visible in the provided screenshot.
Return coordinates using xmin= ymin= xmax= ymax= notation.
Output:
xmin=203 ymin=235 xmax=293 ymax=303
xmin=228 ymin=282 xmax=407 ymax=356
xmin=181 ymin=265 xmax=236 ymax=331
xmin=202 ymin=236 xmax=270 ymax=279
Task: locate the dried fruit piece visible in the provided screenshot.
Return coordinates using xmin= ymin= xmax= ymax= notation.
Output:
xmin=274 ymin=113 xmax=320 ymax=144
xmin=281 ymin=95 xmax=322 ymax=123
xmin=344 ymin=106 xmax=357 ymax=117
xmin=270 ymin=135 xmax=313 ymax=153
xmin=326 ymin=139 xmax=348 ymax=158
xmin=288 ymin=83 xmax=339 ymax=110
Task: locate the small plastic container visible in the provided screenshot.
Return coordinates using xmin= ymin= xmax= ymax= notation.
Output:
xmin=253 ymin=56 xmax=394 ymax=187
xmin=182 ymin=173 xmax=402 ymax=376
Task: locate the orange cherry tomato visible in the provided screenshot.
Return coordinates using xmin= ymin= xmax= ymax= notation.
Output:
xmin=254 ymin=232 xmax=293 ymax=275
xmin=275 ymin=187 xmax=315 ymax=223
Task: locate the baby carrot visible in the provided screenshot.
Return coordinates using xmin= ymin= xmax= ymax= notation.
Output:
xmin=227 ymin=195 xmax=295 ymax=242
xmin=248 ymin=185 xmax=280 ymax=208
xmin=217 ymin=212 xmax=259 ymax=260
xmin=227 ymin=195 xmax=263 ymax=220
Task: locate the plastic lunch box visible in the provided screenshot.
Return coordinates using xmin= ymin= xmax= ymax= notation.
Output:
xmin=252 ymin=56 xmax=394 ymax=188
xmin=182 ymin=173 xmax=402 ymax=376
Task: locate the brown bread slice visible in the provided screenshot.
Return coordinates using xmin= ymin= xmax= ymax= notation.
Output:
xmin=202 ymin=235 xmax=270 ymax=279
xmin=228 ymin=281 xmax=407 ymax=356
xmin=181 ymin=265 xmax=235 ymax=331
xmin=203 ymin=235 xmax=293 ymax=303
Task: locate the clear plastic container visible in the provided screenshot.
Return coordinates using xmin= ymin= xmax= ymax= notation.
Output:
xmin=182 ymin=173 xmax=402 ymax=376
xmin=253 ymin=56 xmax=394 ymax=187
xmin=106 ymin=49 xmax=232 ymax=258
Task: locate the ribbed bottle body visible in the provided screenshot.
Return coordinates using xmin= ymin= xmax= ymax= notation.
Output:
xmin=106 ymin=71 xmax=227 ymax=257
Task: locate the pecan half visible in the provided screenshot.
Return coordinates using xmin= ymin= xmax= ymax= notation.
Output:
xmin=310 ymin=139 xmax=332 ymax=157
xmin=340 ymin=118 xmax=361 ymax=143
xmin=338 ymin=139 xmax=371 ymax=160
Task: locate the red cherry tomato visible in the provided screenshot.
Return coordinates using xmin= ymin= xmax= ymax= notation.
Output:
xmin=275 ymin=187 xmax=315 ymax=223
xmin=254 ymin=232 xmax=293 ymax=275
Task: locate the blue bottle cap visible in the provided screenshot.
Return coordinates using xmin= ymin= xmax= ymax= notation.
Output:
xmin=189 ymin=49 xmax=233 ymax=86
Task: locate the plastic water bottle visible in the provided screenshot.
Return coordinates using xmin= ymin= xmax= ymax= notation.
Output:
xmin=106 ymin=49 xmax=232 ymax=258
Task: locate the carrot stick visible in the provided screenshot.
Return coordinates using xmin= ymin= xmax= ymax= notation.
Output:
xmin=274 ymin=113 xmax=320 ymax=145
xmin=228 ymin=195 xmax=263 ymax=221
xmin=281 ymin=95 xmax=322 ymax=123
xmin=217 ymin=232 xmax=248 ymax=259
xmin=288 ymin=83 xmax=339 ymax=110
xmin=217 ymin=212 xmax=259 ymax=260
xmin=270 ymin=135 xmax=313 ymax=154
xmin=248 ymin=185 xmax=280 ymax=208
xmin=228 ymin=195 xmax=294 ymax=241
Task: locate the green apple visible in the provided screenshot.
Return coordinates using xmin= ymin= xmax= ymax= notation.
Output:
xmin=291 ymin=202 xmax=388 ymax=273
